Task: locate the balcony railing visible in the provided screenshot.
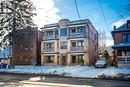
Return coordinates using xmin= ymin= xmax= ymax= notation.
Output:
xmin=117 ymin=56 xmax=130 ymax=63
xmin=43 ymin=48 xmax=54 ymax=52
xmin=70 ymin=46 xmax=84 ymax=51
xmin=43 ymin=35 xmax=57 ymax=40
xmin=69 ymin=32 xmax=87 ymax=38
xmin=69 ymin=32 xmax=85 ymax=38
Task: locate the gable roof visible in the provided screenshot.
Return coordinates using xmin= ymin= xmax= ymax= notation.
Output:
xmin=112 ymin=23 xmax=130 ymax=33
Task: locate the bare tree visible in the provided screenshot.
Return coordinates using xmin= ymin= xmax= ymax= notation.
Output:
xmin=98 ymin=30 xmax=107 ymax=53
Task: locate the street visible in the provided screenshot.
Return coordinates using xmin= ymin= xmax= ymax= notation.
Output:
xmin=0 ymin=74 xmax=130 ymax=87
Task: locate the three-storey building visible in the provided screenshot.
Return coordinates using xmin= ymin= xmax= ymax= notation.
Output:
xmin=41 ymin=19 xmax=98 ymax=66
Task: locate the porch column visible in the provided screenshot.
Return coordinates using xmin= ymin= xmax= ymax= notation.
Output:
xmin=54 ymin=54 xmax=58 ymax=65
xmin=76 ymin=55 xmax=78 ymax=64
xmin=122 ymin=51 xmax=125 ymax=56
xmin=114 ymin=50 xmax=118 ymax=58
xmin=59 ymin=55 xmax=61 ymax=65
xmin=41 ymin=55 xmax=44 ymax=66
xmin=67 ymin=54 xmax=71 ymax=66
xmin=84 ymin=53 xmax=89 ymax=65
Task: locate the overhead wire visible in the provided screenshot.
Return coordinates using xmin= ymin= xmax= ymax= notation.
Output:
xmin=98 ymin=0 xmax=111 ymax=33
xmin=74 ymin=0 xmax=81 ymax=20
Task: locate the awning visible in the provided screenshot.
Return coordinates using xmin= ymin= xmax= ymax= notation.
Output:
xmin=113 ymin=43 xmax=130 ymax=48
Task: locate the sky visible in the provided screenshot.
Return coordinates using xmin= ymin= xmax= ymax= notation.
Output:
xmin=32 ymin=0 xmax=130 ymax=46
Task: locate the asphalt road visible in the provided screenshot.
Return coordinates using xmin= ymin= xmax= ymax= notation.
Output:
xmin=0 ymin=74 xmax=130 ymax=87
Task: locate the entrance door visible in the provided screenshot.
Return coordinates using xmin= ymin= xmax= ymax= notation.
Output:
xmin=61 ymin=55 xmax=67 ymax=65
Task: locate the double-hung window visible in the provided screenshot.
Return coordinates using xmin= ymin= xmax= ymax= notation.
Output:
xmin=60 ymin=28 xmax=67 ymax=36
xmin=60 ymin=41 xmax=67 ymax=49
xmin=122 ymin=34 xmax=130 ymax=42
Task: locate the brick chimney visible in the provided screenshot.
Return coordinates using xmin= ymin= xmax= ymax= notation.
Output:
xmin=113 ymin=26 xmax=116 ymax=30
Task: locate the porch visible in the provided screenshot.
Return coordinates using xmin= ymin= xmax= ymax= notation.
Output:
xmin=41 ymin=54 xmax=58 ymax=66
xmin=116 ymin=56 xmax=130 ymax=68
xmin=70 ymin=54 xmax=84 ymax=65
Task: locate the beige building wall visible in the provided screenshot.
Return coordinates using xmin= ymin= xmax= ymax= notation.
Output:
xmin=41 ymin=19 xmax=98 ymax=66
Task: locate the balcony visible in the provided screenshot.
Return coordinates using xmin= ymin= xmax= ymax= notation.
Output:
xmin=70 ymin=46 xmax=84 ymax=52
xmin=43 ymin=35 xmax=57 ymax=40
xmin=69 ymin=32 xmax=86 ymax=38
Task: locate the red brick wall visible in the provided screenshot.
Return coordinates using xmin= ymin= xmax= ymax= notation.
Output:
xmin=13 ymin=28 xmax=38 ymax=65
xmin=114 ymin=31 xmax=130 ymax=44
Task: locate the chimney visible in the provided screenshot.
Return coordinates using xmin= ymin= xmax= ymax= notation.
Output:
xmin=113 ymin=26 xmax=116 ymax=30
xmin=127 ymin=20 xmax=130 ymax=28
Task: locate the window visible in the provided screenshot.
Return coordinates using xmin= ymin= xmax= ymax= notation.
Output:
xmin=78 ymin=41 xmax=84 ymax=47
xmin=77 ymin=26 xmax=84 ymax=33
xmin=47 ymin=56 xmax=53 ymax=63
xmin=60 ymin=41 xmax=67 ymax=49
xmin=122 ymin=34 xmax=128 ymax=42
xmin=72 ymin=42 xmax=76 ymax=46
xmin=72 ymin=56 xmax=76 ymax=63
xmin=60 ymin=28 xmax=67 ymax=36
xmin=46 ymin=43 xmax=53 ymax=48
xmin=94 ymin=34 xmax=97 ymax=40
xmin=47 ymin=31 xmax=52 ymax=36
xmin=71 ymin=28 xmax=76 ymax=33
xmin=126 ymin=51 xmax=130 ymax=56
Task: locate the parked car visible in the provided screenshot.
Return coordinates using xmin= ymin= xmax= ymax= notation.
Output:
xmin=95 ymin=58 xmax=107 ymax=68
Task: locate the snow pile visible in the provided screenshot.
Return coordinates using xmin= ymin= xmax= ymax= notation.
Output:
xmin=0 ymin=65 xmax=130 ymax=78
xmin=98 ymin=67 xmax=128 ymax=76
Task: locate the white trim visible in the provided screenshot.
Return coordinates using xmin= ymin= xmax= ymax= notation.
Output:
xmin=68 ymin=24 xmax=86 ymax=28
xmin=70 ymin=53 xmax=84 ymax=55
xmin=43 ymin=27 xmax=58 ymax=30
xmin=42 ymin=40 xmax=56 ymax=43
xmin=69 ymin=38 xmax=86 ymax=40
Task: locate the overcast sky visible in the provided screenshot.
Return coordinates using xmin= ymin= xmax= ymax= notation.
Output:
xmin=32 ymin=0 xmax=129 ymax=46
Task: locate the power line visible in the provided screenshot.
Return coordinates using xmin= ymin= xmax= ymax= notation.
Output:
xmin=74 ymin=0 xmax=81 ymax=20
xmin=98 ymin=0 xmax=111 ymax=33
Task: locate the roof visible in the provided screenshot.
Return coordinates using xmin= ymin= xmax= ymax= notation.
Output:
xmin=41 ymin=19 xmax=90 ymax=29
xmin=111 ymin=23 xmax=130 ymax=33
xmin=0 ymin=48 xmax=10 ymax=59
xmin=40 ymin=19 xmax=98 ymax=34
xmin=113 ymin=43 xmax=130 ymax=48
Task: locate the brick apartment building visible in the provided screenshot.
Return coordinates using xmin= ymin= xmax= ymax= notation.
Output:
xmin=41 ymin=19 xmax=98 ymax=66
xmin=12 ymin=26 xmax=43 ymax=65
xmin=111 ymin=20 xmax=130 ymax=67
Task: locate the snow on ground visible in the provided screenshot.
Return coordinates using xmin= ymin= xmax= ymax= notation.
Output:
xmin=0 ymin=65 xmax=130 ymax=78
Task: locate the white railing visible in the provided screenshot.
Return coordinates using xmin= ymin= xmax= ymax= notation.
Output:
xmin=43 ymin=48 xmax=54 ymax=52
xmin=117 ymin=56 xmax=130 ymax=63
xmin=70 ymin=46 xmax=84 ymax=51
xmin=69 ymin=32 xmax=87 ymax=38
xmin=43 ymin=35 xmax=57 ymax=40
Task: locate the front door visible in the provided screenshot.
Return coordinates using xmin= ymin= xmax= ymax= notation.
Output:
xmin=61 ymin=55 xmax=67 ymax=65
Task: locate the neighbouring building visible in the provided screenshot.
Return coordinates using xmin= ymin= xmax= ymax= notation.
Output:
xmin=111 ymin=20 xmax=130 ymax=67
xmin=41 ymin=19 xmax=98 ymax=66
xmin=12 ymin=26 xmax=43 ymax=65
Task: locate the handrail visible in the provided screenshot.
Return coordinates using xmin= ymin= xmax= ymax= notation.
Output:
xmin=117 ymin=56 xmax=130 ymax=62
